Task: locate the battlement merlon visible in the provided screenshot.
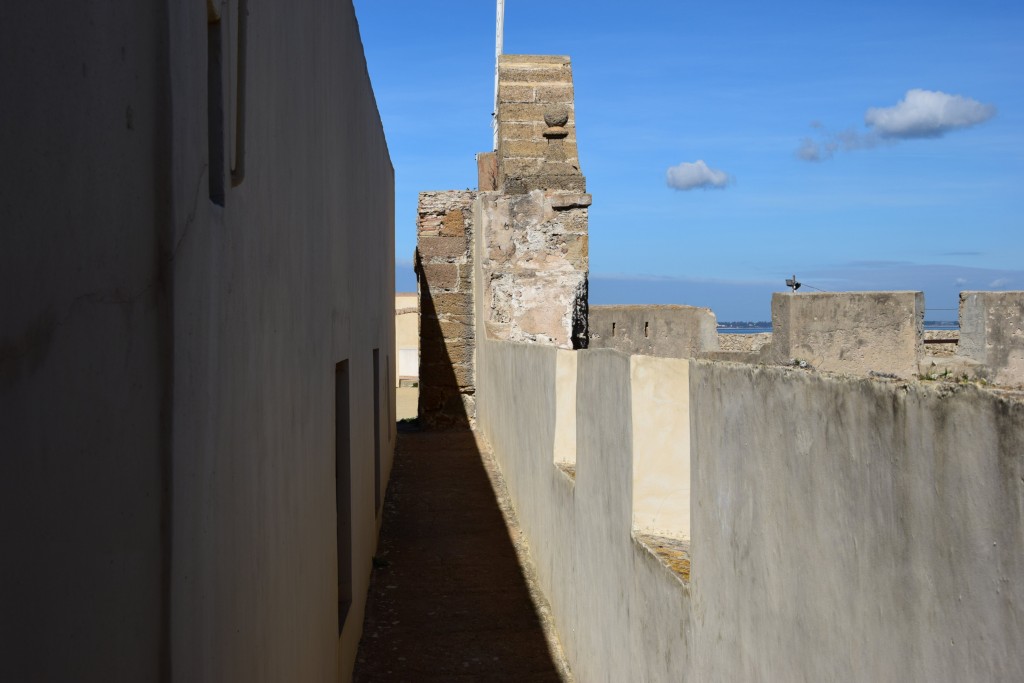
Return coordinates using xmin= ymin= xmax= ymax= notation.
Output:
xmin=494 ymin=54 xmax=586 ymax=195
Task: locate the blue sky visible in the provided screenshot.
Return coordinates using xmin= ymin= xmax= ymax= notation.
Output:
xmin=353 ymin=0 xmax=1023 ymax=320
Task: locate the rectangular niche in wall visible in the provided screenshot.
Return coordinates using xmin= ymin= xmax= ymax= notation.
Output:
xmin=372 ymin=349 xmax=381 ymax=515
xmin=553 ymin=349 xmax=578 ymax=481
xmin=335 ymin=360 xmax=352 ymax=632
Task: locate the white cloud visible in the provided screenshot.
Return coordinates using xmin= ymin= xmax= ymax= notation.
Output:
xmin=797 ymin=89 xmax=995 ymax=161
xmin=989 ymin=277 xmax=1012 ymax=288
xmin=865 ymin=89 xmax=996 ymax=139
xmin=666 ymin=160 xmax=730 ymax=190
xmin=955 ymin=277 xmax=968 ymax=285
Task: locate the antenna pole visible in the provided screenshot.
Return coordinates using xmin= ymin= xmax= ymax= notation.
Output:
xmin=493 ymin=0 xmax=505 ymax=150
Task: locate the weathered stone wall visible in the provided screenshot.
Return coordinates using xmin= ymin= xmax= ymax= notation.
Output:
xmin=475 ymin=335 xmax=1024 ymax=682
xmin=478 ymin=191 xmax=589 ymax=348
xmin=589 ymin=305 xmax=719 ymax=358
xmin=765 ymin=291 xmax=924 ymax=378
xmin=471 ymin=54 xmax=590 ymax=350
xmin=958 ymin=290 xmax=1024 ymax=386
xmin=416 ymin=191 xmax=477 ymax=427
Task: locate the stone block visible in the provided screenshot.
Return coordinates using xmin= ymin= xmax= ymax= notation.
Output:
xmin=499 ymin=103 xmax=548 ymax=123
xmin=499 ymin=122 xmax=545 ymax=142
xmin=420 ymin=361 xmax=474 ymax=389
xmin=441 ymin=209 xmax=467 ymax=237
xmin=554 ymin=207 xmax=589 ymax=234
xmin=477 ymin=152 xmax=498 ymax=191
xmin=535 ymin=84 xmax=574 ymax=104
xmin=501 ymin=157 xmax=545 ymax=176
xmin=957 ymin=291 xmax=1024 ymax=385
xmin=549 ymin=193 xmax=592 ymax=210
xmin=502 ymin=140 xmax=550 ymax=158
xmin=498 ymin=84 xmax=536 ymax=103
xmin=561 ymin=234 xmax=588 ymax=267
xmin=499 ymin=65 xmax=573 ymax=84
xmin=439 ymin=319 xmax=475 ymax=341
xmin=511 ymin=174 xmax=586 ymax=193
xmin=499 ymin=54 xmax=570 ymax=66
xmin=417 ymin=215 xmax=442 ymax=235
xmin=417 ymin=236 xmax=467 ymax=262
xmin=420 ymin=263 xmax=460 ymax=291
xmin=768 ymin=291 xmax=923 ymax=378
xmin=430 ymin=292 xmax=472 ymax=318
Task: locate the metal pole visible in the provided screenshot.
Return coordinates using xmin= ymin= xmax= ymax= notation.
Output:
xmin=493 ymin=0 xmax=505 ymax=150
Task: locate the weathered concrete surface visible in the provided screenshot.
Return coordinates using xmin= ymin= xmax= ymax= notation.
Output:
xmin=1 ymin=4 xmax=171 ymax=678
xmin=477 ymin=191 xmax=588 ymax=349
xmin=416 ymin=191 xmax=477 ymax=427
xmin=2 ymin=2 xmax=396 ymax=681
xmin=958 ymin=291 xmax=1024 ymax=386
xmin=766 ymin=291 xmax=924 ymax=378
xmin=690 ymin=361 xmax=1024 ymax=682
xmin=353 ymin=428 xmax=567 ymax=682
xmin=476 ymin=341 xmax=692 ymax=682
xmin=589 ymin=305 xmax=718 ymax=358
xmin=169 ymin=3 xmax=396 ymax=679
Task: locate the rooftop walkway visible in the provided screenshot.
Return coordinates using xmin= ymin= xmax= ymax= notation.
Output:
xmin=353 ymin=426 xmax=570 ymax=682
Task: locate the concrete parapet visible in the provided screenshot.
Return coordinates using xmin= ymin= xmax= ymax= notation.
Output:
xmin=957 ymin=291 xmax=1024 ymax=386
xmin=589 ymin=305 xmax=718 ymax=358
xmin=416 ymin=190 xmax=477 ymax=427
xmin=765 ymin=291 xmax=924 ymax=378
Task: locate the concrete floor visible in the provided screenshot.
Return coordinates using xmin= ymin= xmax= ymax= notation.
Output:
xmin=396 ymin=386 xmax=417 ymax=421
xmin=353 ymin=427 xmax=569 ymax=681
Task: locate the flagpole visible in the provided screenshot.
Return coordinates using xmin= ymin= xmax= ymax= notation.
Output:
xmin=493 ymin=0 xmax=505 ymax=150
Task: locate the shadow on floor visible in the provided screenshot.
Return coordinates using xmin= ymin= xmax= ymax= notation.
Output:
xmin=353 ymin=424 xmax=564 ymax=682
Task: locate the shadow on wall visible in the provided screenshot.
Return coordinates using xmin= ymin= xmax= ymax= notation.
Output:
xmin=415 ymin=248 xmax=473 ymax=429
xmin=352 ymin=424 xmax=566 ymax=680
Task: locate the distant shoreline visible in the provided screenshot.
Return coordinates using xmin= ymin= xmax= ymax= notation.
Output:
xmin=717 ymin=322 xmax=959 ymax=333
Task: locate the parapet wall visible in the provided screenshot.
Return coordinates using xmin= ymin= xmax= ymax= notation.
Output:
xmin=689 ymin=362 xmax=1024 ymax=681
xmin=766 ymin=291 xmax=924 ymax=378
xmin=958 ymin=290 xmax=1024 ymax=385
xmin=416 ymin=191 xmax=477 ymax=427
xmin=475 ymin=335 xmax=1024 ymax=682
xmin=589 ymin=305 xmax=718 ymax=358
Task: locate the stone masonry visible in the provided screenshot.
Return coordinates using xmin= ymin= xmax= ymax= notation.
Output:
xmin=415 ymin=191 xmax=477 ymax=428
xmin=496 ymin=54 xmax=585 ymax=194
xmin=476 ymin=55 xmax=591 ymax=349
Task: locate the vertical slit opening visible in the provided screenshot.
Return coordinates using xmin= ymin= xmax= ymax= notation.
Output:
xmin=372 ymin=349 xmax=381 ymax=515
xmin=644 ymin=321 xmax=649 ymax=338
xmin=611 ymin=322 xmax=616 ymax=337
xmin=207 ymin=16 xmax=225 ymax=206
xmin=335 ymin=360 xmax=352 ymax=633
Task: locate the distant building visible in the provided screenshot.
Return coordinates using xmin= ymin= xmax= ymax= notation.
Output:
xmin=395 ymin=292 xmax=419 ymax=386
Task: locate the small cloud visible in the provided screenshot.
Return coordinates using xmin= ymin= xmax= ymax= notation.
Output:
xmin=666 ymin=160 xmax=731 ymax=191
xmin=796 ymin=138 xmax=822 ymax=162
xmin=942 ymin=251 xmax=983 ymax=257
xmin=797 ymin=89 xmax=995 ymax=161
xmin=865 ymin=89 xmax=996 ymax=139
xmin=955 ymin=277 xmax=968 ymax=285
xmin=989 ymin=277 xmax=1012 ymax=288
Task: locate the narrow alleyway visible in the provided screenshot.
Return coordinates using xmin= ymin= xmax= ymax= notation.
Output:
xmin=353 ymin=425 xmax=570 ymax=682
